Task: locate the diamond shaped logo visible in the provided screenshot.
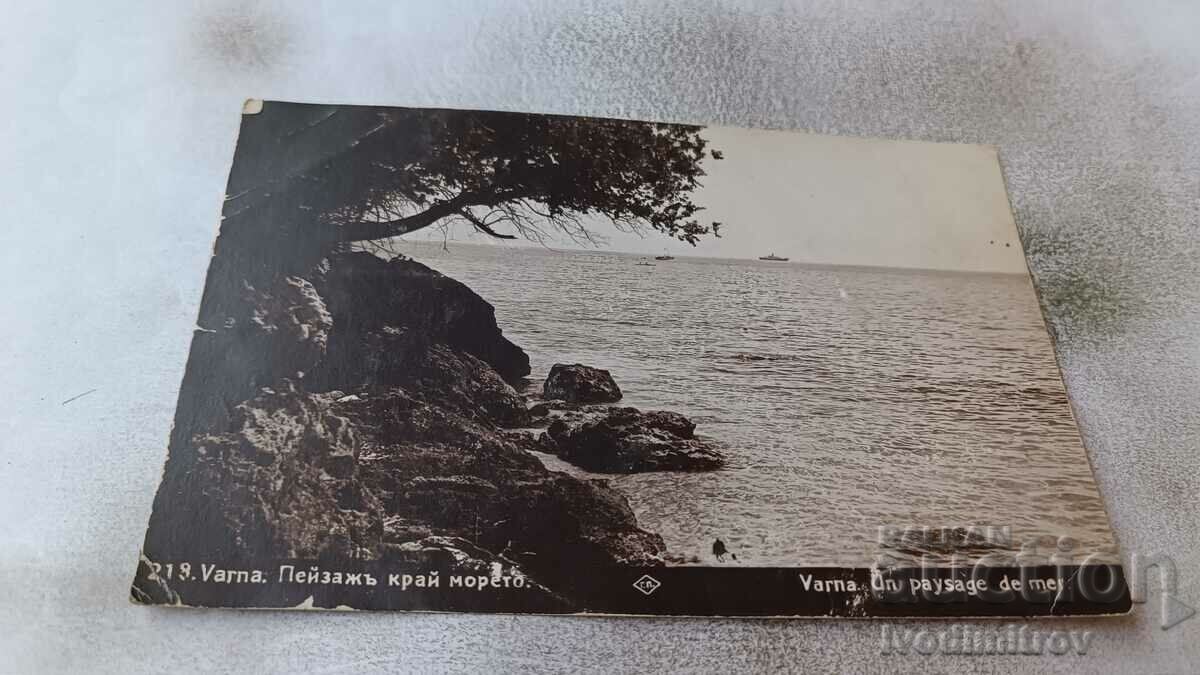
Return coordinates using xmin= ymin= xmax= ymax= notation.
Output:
xmin=633 ymin=574 xmax=662 ymax=596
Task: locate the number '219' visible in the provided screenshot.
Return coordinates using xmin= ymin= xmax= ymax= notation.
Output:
xmin=149 ymin=561 xmax=192 ymax=580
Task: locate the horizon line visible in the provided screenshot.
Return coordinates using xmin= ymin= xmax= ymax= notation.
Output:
xmin=394 ymin=237 xmax=1031 ymax=277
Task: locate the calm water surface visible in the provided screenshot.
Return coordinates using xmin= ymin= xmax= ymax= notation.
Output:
xmin=402 ymin=242 xmax=1118 ymax=566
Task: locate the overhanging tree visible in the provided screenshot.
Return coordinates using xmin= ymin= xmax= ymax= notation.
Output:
xmin=183 ymin=102 xmax=726 ymax=445
xmin=217 ymin=103 xmax=723 ymax=267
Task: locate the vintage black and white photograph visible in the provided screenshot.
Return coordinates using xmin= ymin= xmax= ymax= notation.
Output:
xmin=133 ymin=101 xmax=1127 ymax=616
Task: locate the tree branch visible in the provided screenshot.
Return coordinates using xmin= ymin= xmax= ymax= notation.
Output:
xmin=457 ymin=209 xmax=517 ymax=239
xmin=334 ymin=189 xmax=526 ymax=242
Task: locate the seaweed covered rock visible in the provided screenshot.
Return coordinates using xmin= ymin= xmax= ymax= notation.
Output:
xmin=543 ymin=363 xmax=622 ymax=404
xmin=546 ymin=406 xmax=726 ymax=473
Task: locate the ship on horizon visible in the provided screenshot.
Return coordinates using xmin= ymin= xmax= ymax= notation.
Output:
xmin=758 ymin=253 xmax=789 ymax=261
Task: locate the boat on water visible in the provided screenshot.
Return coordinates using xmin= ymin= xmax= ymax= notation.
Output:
xmin=635 ymin=261 xmax=655 ymax=266
xmin=758 ymin=253 xmax=789 ymax=261
xmin=654 ymin=255 xmax=675 ymax=261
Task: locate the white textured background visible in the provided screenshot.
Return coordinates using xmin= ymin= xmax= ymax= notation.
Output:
xmin=2 ymin=1 xmax=1197 ymax=672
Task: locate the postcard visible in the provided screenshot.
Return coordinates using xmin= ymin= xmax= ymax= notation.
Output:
xmin=133 ymin=101 xmax=1128 ymax=616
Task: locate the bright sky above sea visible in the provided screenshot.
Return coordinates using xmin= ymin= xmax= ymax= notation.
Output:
xmin=409 ymin=126 xmax=1029 ymax=274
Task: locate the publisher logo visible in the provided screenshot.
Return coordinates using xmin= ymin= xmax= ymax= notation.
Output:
xmin=633 ymin=575 xmax=662 ymax=596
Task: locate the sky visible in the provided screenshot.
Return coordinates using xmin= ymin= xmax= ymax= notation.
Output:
xmin=410 ymin=125 xmax=1029 ymax=274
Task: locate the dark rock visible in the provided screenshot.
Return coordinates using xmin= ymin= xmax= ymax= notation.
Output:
xmin=638 ymin=409 xmax=696 ymax=438
xmin=144 ymin=253 xmax=679 ymax=608
xmin=528 ymin=397 xmax=575 ymax=413
xmin=311 ymin=333 xmax=528 ymax=428
xmin=146 ymin=379 xmax=666 ymax=597
xmin=168 ymin=273 xmax=334 ymax=450
xmin=317 ymin=252 xmax=530 ymax=383
xmin=242 ymin=275 xmax=333 ymax=379
xmin=503 ymin=428 xmax=558 ymax=455
xmin=544 ymin=363 xmax=622 ymax=404
xmin=546 ymin=406 xmax=726 ymax=473
xmin=147 ymin=381 xmax=383 ymax=561
xmin=308 ymin=324 xmax=422 ymax=393
xmin=405 ymin=345 xmax=529 ymax=427
xmin=381 ymin=515 xmax=434 ymax=544
xmin=339 ymin=388 xmax=665 ymax=577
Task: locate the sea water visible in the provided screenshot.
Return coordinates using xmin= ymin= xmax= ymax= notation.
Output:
xmin=401 ymin=241 xmax=1117 ymax=567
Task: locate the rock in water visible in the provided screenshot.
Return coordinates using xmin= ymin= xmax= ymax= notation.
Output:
xmin=543 ymin=363 xmax=623 ymax=403
xmin=546 ymin=406 xmax=726 ymax=473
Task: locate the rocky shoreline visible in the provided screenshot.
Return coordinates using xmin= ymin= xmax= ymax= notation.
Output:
xmin=142 ymin=251 xmax=724 ymax=607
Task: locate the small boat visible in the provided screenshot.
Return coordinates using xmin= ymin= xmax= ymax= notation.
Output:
xmin=635 ymin=261 xmax=655 ymax=266
xmin=758 ymin=253 xmax=789 ymax=261
xmin=654 ymin=255 xmax=675 ymax=261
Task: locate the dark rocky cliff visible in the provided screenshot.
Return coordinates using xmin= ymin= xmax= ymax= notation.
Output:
xmin=140 ymin=252 xmax=664 ymax=607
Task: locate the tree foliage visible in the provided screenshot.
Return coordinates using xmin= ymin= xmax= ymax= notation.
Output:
xmin=223 ymin=103 xmax=723 ymax=253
